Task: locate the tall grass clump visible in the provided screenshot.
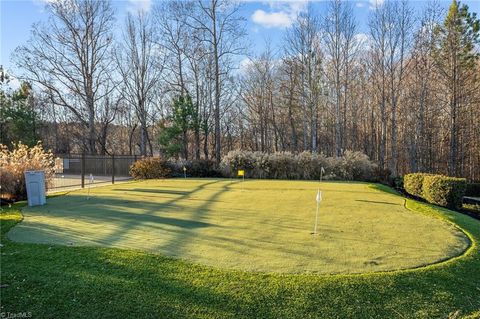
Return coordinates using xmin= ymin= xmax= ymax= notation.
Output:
xmin=0 ymin=142 xmax=55 ymax=200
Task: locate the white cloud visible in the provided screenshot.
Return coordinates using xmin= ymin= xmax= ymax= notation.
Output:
xmin=31 ymin=0 xmax=58 ymax=12
xmin=354 ymin=33 xmax=369 ymax=44
xmin=252 ymin=10 xmax=293 ymax=28
xmin=356 ymin=1 xmax=366 ymax=8
xmin=239 ymin=57 xmax=254 ymax=73
xmin=369 ymin=0 xmax=385 ymax=9
xmin=251 ymin=0 xmax=308 ymax=29
xmin=354 ymin=33 xmax=372 ymax=50
xmin=126 ymin=0 xmax=151 ymax=14
xmin=32 ymin=0 xmax=57 ymax=4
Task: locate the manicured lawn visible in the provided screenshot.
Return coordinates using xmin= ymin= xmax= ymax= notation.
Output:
xmin=7 ymin=179 xmax=468 ymax=274
xmin=1 ymin=180 xmax=479 ymax=318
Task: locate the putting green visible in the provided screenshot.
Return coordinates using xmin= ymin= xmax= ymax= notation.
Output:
xmin=8 ymin=179 xmax=469 ymax=274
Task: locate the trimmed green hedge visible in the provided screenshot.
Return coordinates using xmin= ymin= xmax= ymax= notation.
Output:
xmin=404 ymin=173 xmax=431 ymax=198
xmin=404 ymin=173 xmax=467 ymax=210
xmin=422 ymin=175 xmax=466 ymax=209
xmin=465 ymin=183 xmax=480 ymax=197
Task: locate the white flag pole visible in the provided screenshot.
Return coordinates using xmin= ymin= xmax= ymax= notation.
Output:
xmin=314 ymin=189 xmax=321 ymax=235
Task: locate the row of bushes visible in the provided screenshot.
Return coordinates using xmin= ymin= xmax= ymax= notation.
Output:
xmin=220 ymin=150 xmax=379 ymax=181
xmin=130 ymin=150 xmax=380 ymax=182
xmin=404 ymin=173 xmax=467 ymax=209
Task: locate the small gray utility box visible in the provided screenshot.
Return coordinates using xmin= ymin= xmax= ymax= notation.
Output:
xmin=24 ymin=170 xmax=46 ymax=207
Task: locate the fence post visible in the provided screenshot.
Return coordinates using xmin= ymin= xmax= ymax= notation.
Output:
xmin=112 ymin=154 xmax=115 ymax=184
xmin=81 ymin=152 xmax=85 ymax=188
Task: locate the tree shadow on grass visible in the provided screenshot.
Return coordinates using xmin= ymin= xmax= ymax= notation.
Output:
xmin=117 ymin=188 xmax=191 ymax=196
xmin=355 ymin=199 xmax=400 ymax=205
xmin=92 ymin=179 xmax=227 ymax=247
xmin=158 ymin=180 xmax=240 ymax=255
xmin=15 ymin=180 xmax=226 ymax=249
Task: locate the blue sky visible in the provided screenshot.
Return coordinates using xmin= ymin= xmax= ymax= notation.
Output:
xmin=1 ymin=0 xmax=479 ymax=76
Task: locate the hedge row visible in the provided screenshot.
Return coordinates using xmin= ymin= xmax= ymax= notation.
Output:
xmin=465 ymin=183 xmax=480 ymax=197
xmin=403 ymin=173 xmax=467 ymax=209
xmin=221 ymin=150 xmax=379 ymax=181
xmin=130 ymin=150 xmax=381 ymax=182
xmin=403 ymin=173 xmax=432 ymax=198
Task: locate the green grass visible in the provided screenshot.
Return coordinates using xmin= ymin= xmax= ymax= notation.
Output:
xmin=1 ymin=180 xmax=480 ymax=318
xmin=7 ymin=179 xmax=468 ymax=274
xmin=463 ymin=203 xmax=480 ymax=218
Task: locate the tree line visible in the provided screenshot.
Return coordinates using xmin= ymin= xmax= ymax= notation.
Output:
xmin=1 ymin=0 xmax=479 ymax=179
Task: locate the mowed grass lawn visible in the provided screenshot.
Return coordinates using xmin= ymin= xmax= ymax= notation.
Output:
xmin=1 ymin=179 xmax=480 ymax=318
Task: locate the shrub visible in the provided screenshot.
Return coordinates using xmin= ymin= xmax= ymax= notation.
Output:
xmin=422 ymin=175 xmax=466 ymax=209
xmin=372 ymin=167 xmax=392 ymax=183
xmin=465 ymin=183 xmax=480 ymax=197
xmin=269 ymin=152 xmax=300 ymax=179
xmin=187 ymin=159 xmax=221 ymax=177
xmin=129 ymin=157 xmax=171 ymax=179
xmin=251 ymin=151 xmax=271 ymax=178
xmin=392 ymin=176 xmax=404 ymax=190
xmin=169 ymin=159 xmax=221 ymax=178
xmin=297 ymin=151 xmax=328 ymax=180
xmin=221 ymin=150 xmax=256 ymax=177
xmin=339 ymin=151 xmax=377 ymax=181
xmin=0 ymin=142 xmax=55 ymax=200
xmin=325 ymin=156 xmax=342 ymax=180
xmin=404 ymin=173 xmax=431 ymax=198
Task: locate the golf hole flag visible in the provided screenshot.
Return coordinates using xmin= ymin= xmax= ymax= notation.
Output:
xmin=238 ymin=170 xmax=245 ymax=177
xmin=313 ymin=189 xmax=322 ymax=235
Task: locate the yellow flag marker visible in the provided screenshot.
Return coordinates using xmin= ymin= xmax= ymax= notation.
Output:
xmin=238 ymin=170 xmax=245 ymax=190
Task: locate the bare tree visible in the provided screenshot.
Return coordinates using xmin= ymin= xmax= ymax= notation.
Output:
xmin=369 ymin=0 xmax=413 ymax=174
xmin=14 ymin=0 xmax=115 ymax=154
xmin=284 ymin=8 xmax=322 ymax=153
xmin=116 ymin=12 xmax=160 ymax=156
xmin=324 ymin=0 xmax=358 ymax=156
xmin=187 ymin=0 xmax=247 ymax=164
xmin=406 ymin=2 xmax=443 ymax=172
xmin=240 ymin=46 xmax=278 ymax=152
